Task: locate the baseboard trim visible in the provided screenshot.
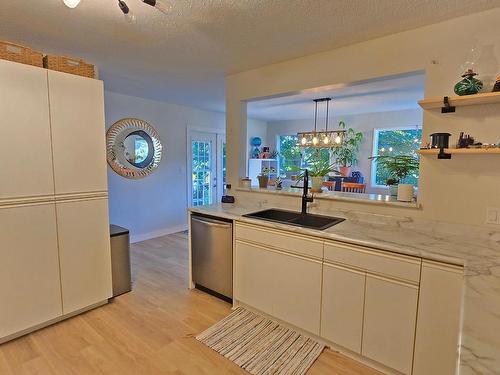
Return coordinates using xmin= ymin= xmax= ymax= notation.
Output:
xmin=130 ymin=224 xmax=188 ymax=243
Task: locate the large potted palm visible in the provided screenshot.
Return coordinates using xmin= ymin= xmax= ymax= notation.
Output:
xmin=331 ymin=121 xmax=363 ymax=176
xmin=369 ymin=154 xmax=419 ymax=201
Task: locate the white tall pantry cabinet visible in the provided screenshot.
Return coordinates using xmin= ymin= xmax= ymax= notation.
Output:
xmin=0 ymin=59 xmax=112 ymax=343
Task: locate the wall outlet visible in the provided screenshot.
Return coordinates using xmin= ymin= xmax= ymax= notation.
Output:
xmin=486 ymin=208 xmax=500 ymax=225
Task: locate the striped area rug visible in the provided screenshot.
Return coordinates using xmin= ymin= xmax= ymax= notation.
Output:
xmin=196 ymin=307 xmax=325 ymax=375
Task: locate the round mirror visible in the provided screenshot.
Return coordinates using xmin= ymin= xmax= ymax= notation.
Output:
xmin=106 ymin=118 xmax=163 ymax=179
xmin=123 ymin=130 xmax=153 ymax=167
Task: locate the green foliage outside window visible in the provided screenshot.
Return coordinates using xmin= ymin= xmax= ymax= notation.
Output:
xmin=373 ymin=128 xmax=422 ymax=186
xmin=278 ymin=135 xmax=330 ymax=177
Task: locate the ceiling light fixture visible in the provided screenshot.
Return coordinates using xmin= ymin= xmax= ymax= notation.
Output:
xmin=142 ymin=0 xmax=172 ymax=14
xmin=118 ymin=0 xmax=136 ymax=23
xmin=63 ymin=0 xmax=81 ymax=9
xmin=118 ymin=0 xmax=129 ymax=14
xmin=297 ymin=98 xmax=345 ymax=149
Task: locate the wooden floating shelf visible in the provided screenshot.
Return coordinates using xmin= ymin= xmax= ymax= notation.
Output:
xmin=418 ymin=91 xmax=500 ymax=110
xmin=418 ymin=148 xmax=500 ymax=155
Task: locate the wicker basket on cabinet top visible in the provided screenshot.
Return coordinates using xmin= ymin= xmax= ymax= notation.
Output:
xmin=43 ymin=55 xmax=96 ymax=79
xmin=0 ymin=41 xmax=44 ymax=67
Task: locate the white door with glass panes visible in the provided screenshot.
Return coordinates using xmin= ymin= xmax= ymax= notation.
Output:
xmin=189 ymin=131 xmax=225 ymax=207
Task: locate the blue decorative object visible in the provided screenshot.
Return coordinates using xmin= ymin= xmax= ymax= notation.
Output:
xmin=250 ymin=137 xmax=262 ymax=158
xmin=250 ymin=137 xmax=262 ymax=147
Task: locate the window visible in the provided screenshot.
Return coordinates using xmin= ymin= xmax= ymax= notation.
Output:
xmin=277 ymin=135 xmax=331 ymax=177
xmin=372 ymin=128 xmax=422 ymax=187
xmin=191 ymin=140 xmax=213 ymax=206
xmin=278 ymin=135 xmax=302 ymax=177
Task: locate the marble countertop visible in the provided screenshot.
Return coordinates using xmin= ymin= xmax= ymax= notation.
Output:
xmin=236 ymin=186 xmax=421 ymax=209
xmin=189 ymin=203 xmax=500 ymax=374
xmin=190 ymin=203 xmax=499 ymax=266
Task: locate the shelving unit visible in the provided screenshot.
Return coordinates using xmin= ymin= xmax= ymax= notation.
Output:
xmin=248 ymin=158 xmax=278 ymax=186
xmin=418 ymin=148 xmax=500 ymax=156
xmin=418 ymin=91 xmax=500 ymax=111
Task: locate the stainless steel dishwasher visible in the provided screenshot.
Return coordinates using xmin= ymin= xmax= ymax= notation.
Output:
xmin=191 ymin=214 xmax=233 ymax=302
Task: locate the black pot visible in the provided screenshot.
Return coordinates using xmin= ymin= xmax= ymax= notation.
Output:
xmin=430 ymin=133 xmax=451 ymax=149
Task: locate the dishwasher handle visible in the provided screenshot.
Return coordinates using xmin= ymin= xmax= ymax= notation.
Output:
xmin=191 ymin=216 xmax=232 ymax=229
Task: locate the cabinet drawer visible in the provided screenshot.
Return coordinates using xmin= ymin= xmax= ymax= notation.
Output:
xmin=324 ymin=241 xmax=421 ymax=283
xmin=235 ymin=222 xmax=323 ymax=259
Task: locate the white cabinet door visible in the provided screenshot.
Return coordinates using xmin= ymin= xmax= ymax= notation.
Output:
xmin=234 ymin=240 xmax=276 ymax=315
xmin=321 ymin=263 xmax=365 ymax=353
xmin=0 ymin=60 xmax=54 ymax=200
xmin=362 ymin=275 xmax=418 ymax=375
xmin=56 ymin=198 xmax=112 ymax=314
xmin=235 ymin=240 xmax=322 ymax=335
xmin=413 ymin=261 xmax=463 ymax=375
xmin=0 ymin=204 xmax=62 ymax=339
xmin=48 ymin=71 xmax=107 ymax=195
xmin=273 ymin=252 xmax=322 ymax=334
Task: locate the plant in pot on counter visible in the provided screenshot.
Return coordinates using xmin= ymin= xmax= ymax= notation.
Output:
xmin=369 ymin=154 xmax=420 ymax=201
xmin=331 ymin=121 xmax=364 ymax=177
xmin=295 ymin=149 xmax=339 ymax=193
xmin=257 ymin=167 xmax=275 ymax=188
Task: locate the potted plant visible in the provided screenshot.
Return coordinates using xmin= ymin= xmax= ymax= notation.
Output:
xmin=369 ymin=154 xmax=419 ymax=200
xmin=257 ymin=167 xmax=275 ymax=188
xmin=331 ymin=121 xmax=364 ymax=176
xmin=296 ymin=150 xmax=339 ymax=193
xmin=385 ymin=178 xmax=399 ymax=196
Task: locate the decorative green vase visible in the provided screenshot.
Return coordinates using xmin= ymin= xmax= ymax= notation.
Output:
xmin=454 ymin=69 xmax=483 ymax=96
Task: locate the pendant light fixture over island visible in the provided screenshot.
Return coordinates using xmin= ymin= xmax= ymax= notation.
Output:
xmin=297 ymin=98 xmax=346 ymax=148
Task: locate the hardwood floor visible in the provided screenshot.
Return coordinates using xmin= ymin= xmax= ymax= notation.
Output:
xmin=0 ymin=232 xmax=381 ymax=374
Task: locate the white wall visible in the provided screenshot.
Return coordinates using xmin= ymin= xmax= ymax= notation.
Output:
xmin=226 ymin=7 xmax=500 ymax=227
xmin=104 ymin=91 xmax=225 ymax=242
xmin=266 ymin=109 xmax=423 ymax=194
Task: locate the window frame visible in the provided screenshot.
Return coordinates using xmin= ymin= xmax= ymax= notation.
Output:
xmin=370 ymin=126 xmax=422 ymax=189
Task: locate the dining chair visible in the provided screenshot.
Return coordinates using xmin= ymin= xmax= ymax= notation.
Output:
xmin=341 ymin=182 xmax=366 ymax=193
xmin=322 ymin=181 xmax=336 ymax=191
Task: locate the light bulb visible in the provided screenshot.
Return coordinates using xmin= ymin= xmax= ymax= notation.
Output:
xmin=335 ymin=135 xmax=342 ymax=144
xmin=301 ymin=136 xmax=307 ymax=145
xmin=63 ymin=0 xmax=81 ymax=8
xmin=312 ymin=136 xmax=319 ymax=145
xmin=323 ymin=136 xmax=330 ymax=145
xmin=380 ymin=147 xmax=385 ymax=152
xmin=389 ymin=147 xmax=393 ymax=152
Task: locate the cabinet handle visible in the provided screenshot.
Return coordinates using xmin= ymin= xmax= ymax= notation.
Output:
xmin=191 ymin=217 xmax=232 ymax=229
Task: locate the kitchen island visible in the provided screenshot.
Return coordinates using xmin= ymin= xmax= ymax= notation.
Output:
xmin=189 ymin=202 xmax=500 ymax=375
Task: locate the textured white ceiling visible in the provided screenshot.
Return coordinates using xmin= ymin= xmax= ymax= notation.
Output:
xmin=248 ymin=72 xmax=425 ymax=121
xmin=1 ymin=0 xmax=499 ymax=112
